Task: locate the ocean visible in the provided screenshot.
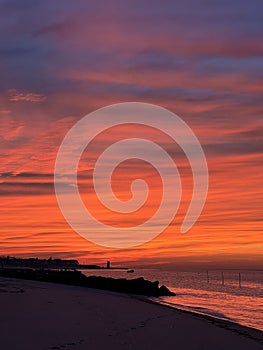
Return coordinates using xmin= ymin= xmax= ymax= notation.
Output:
xmin=82 ymin=268 xmax=263 ymax=331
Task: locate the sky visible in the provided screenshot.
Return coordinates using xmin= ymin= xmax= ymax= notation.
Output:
xmin=0 ymin=0 xmax=262 ymax=269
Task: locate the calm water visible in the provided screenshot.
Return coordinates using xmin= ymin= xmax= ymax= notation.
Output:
xmin=83 ymin=268 xmax=263 ymax=331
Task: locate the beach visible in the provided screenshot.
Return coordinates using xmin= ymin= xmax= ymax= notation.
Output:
xmin=0 ymin=277 xmax=262 ymax=350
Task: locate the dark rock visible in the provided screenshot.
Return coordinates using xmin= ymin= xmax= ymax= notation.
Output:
xmin=159 ymin=285 xmax=175 ymax=296
xmin=0 ymin=268 xmax=175 ymax=297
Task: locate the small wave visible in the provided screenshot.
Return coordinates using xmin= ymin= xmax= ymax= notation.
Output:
xmin=156 ymin=300 xmax=233 ymax=321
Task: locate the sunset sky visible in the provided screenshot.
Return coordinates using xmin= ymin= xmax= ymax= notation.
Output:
xmin=0 ymin=0 xmax=262 ymax=269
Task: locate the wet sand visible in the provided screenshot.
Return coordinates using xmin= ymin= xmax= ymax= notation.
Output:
xmin=0 ymin=277 xmax=262 ymax=350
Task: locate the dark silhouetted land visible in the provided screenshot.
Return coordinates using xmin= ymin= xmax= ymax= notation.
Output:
xmin=0 ymin=267 xmax=174 ymax=296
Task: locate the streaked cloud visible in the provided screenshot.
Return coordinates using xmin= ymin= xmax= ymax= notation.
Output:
xmin=8 ymin=89 xmax=46 ymax=103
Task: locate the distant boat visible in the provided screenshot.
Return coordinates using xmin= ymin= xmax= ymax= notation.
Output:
xmin=127 ymin=269 xmax=134 ymax=273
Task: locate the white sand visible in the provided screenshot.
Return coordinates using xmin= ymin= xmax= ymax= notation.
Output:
xmin=0 ymin=277 xmax=262 ymax=350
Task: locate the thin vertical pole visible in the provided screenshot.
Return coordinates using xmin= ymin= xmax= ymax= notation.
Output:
xmin=221 ymin=271 xmax=225 ymax=286
xmin=206 ymin=270 xmax=210 ymax=283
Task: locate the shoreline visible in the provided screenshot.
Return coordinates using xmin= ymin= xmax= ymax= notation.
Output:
xmin=138 ymin=296 xmax=263 ymax=345
xmin=0 ymin=276 xmax=262 ymax=350
xmin=1 ymin=270 xmax=262 ymax=335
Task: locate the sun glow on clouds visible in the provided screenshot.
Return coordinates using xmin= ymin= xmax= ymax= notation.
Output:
xmin=0 ymin=0 xmax=262 ymax=268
